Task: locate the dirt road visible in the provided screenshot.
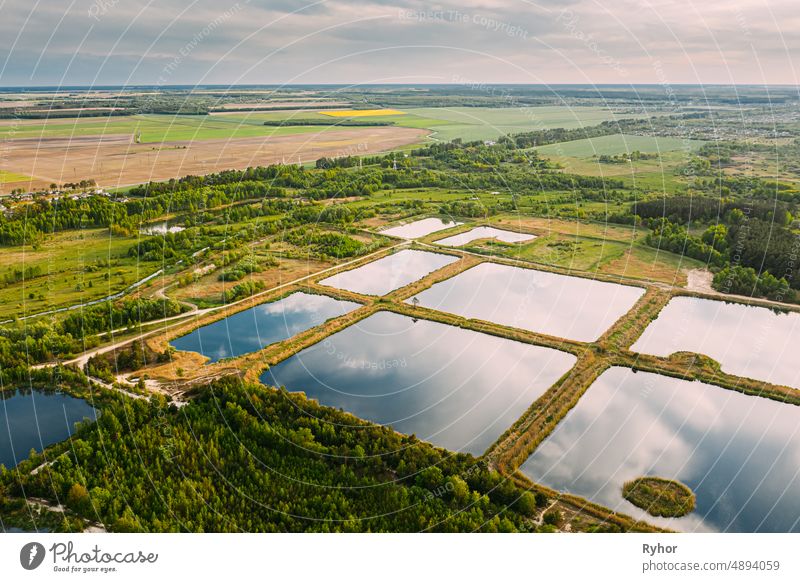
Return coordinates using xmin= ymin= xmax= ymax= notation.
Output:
xmin=47 ymin=241 xmax=407 ymax=369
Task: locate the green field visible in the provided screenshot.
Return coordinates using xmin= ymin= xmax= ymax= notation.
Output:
xmin=0 ymin=106 xmax=651 ymax=147
xmin=0 ymin=170 xmax=31 ymax=183
xmin=541 ymin=151 xmax=690 ymax=191
xmin=532 ymin=134 xmax=706 ymax=192
xmin=535 ymin=133 xmax=705 ymax=157
xmin=474 ymin=224 xmax=702 ymax=285
xmin=0 ymin=114 xmax=342 ymax=143
xmin=0 ymin=228 xmax=160 ymax=320
xmin=212 ymin=110 xmax=335 ymax=122
xmin=398 ymin=106 xmax=630 ymax=142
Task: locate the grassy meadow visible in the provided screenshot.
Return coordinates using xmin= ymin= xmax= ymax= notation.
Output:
xmin=0 ymin=228 xmax=160 ymax=320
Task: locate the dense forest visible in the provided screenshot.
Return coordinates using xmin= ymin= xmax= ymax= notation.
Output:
xmin=632 ymin=196 xmax=791 ymax=226
xmin=2 ymin=378 xmax=555 ymax=533
xmin=630 ymin=196 xmax=798 ymax=296
xmin=61 ymin=298 xmax=188 ymax=337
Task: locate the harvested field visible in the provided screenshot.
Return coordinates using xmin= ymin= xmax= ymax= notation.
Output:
xmin=0 ymin=126 xmax=427 ymax=193
xmin=0 ymin=100 xmax=36 ymax=108
xmin=27 ymin=107 xmax=124 ymax=113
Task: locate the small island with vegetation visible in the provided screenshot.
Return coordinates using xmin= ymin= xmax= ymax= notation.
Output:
xmin=622 ymin=477 xmax=696 ymax=518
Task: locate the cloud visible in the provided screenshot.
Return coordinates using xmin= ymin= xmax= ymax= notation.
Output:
xmin=0 ymin=0 xmax=797 ymax=85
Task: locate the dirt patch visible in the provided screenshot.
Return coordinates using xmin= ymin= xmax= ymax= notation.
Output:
xmin=27 ymin=107 xmax=124 ymax=113
xmin=0 ymin=100 xmax=36 ymax=108
xmin=686 ymin=268 xmax=715 ymax=292
xmin=0 ymin=126 xmax=428 ymax=194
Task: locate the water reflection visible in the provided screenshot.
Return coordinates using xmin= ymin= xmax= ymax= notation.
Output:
xmin=409 ymin=262 xmax=644 ymax=342
xmin=381 ymin=217 xmax=461 ymax=239
xmin=1 ymin=389 xmax=96 ymax=468
xmin=631 ymin=296 xmax=800 ymax=388
xmin=318 ymin=250 xmax=459 ymax=296
xmin=263 ymin=311 xmax=576 ymax=455
xmin=435 ymin=226 xmax=536 ymax=247
xmin=171 ymin=292 xmax=360 ymax=363
xmin=521 ymin=367 xmax=800 ymax=532
xmin=140 ymin=222 xmax=185 ymax=235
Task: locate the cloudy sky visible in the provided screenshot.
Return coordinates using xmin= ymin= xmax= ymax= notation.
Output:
xmin=0 ymin=0 xmax=797 ymax=86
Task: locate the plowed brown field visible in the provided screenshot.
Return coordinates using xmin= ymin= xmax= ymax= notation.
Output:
xmin=0 ymin=126 xmax=427 ymax=193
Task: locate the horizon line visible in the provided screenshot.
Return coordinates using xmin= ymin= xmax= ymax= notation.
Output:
xmin=2 ymin=82 xmax=800 ymax=90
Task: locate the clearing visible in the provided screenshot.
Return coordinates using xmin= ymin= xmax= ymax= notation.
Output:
xmin=535 ymin=133 xmax=705 ymax=157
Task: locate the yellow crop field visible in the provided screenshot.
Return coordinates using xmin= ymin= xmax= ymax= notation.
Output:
xmin=319 ymin=109 xmax=406 ymax=117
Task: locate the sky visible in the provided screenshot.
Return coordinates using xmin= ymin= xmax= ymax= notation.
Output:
xmin=0 ymin=0 xmax=798 ymax=86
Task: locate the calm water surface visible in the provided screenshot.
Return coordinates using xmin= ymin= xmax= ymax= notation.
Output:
xmin=381 ymin=217 xmax=461 ymax=239
xmin=435 ymin=226 xmax=536 ymax=247
xmin=318 ymin=250 xmax=459 ymax=296
xmin=521 ymin=367 xmax=800 ymax=532
xmin=631 ymin=296 xmax=800 ymax=388
xmin=171 ymin=292 xmax=360 ymax=363
xmin=409 ymin=262 xmax=644 ymax=342
xmin=1 ymin=389 xmax=96 ymax=468
xmin=263 ymin=311 xmax=576 ymax=454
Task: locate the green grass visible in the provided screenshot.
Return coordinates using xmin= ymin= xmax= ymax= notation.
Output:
xmin=535 ymin=133 xmax=705 ymax=157
xmin=534 ymin=137 xmax=703 ymax=193
xmin=0 ymin=170 xmax=31 ymax=183
xmin=0 ymin=107 xmax=654 ymax=148
xmin=0 ymin=114 xmax=341 ymax=143
xmin=541 ymin=151 xmax=691 ymax=192
xmin=477 ymin=215 xmax=702 ymax=285
xmin=599 ymin=244 xmax=704 ymax=285
xmin=399 ymin=106 xmax=633 ymax=142
xmin=0 ymin=228 xmax=160 ymax=320
xmin=212 ymin=110 xmax=334 ymax=122
xmin=486 ymin=235 xmax=701 ymax=285
xmin=507 ymin=234 xmax=630 ymax=271
xmin=234 ymin=106 xmax=647 ymax=143
xmin=491 ymin=214 xmax=643 ymax=243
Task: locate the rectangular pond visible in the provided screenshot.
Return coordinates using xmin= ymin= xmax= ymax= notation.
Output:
xmin=318 ymin=249 xmax=459 ymax=296
xmin=434 ymin=226 xmax=536 ymax=247
xmin=1 ymin=389 xmax=96 ymax=469
xmin=380 ymin=217 xmax=462 ymax=239
xmin=262 ymin=311 xmax=576 ymax=455
xmin=631 ymin=296 xmax=800 ymax=389
xmin=171 ymin=292 xmax=360 ymax=363
xmin=409 ymin=262 xmax=645 ymax=342
xmin=520 ymin=367 xmax=800 ymax=532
